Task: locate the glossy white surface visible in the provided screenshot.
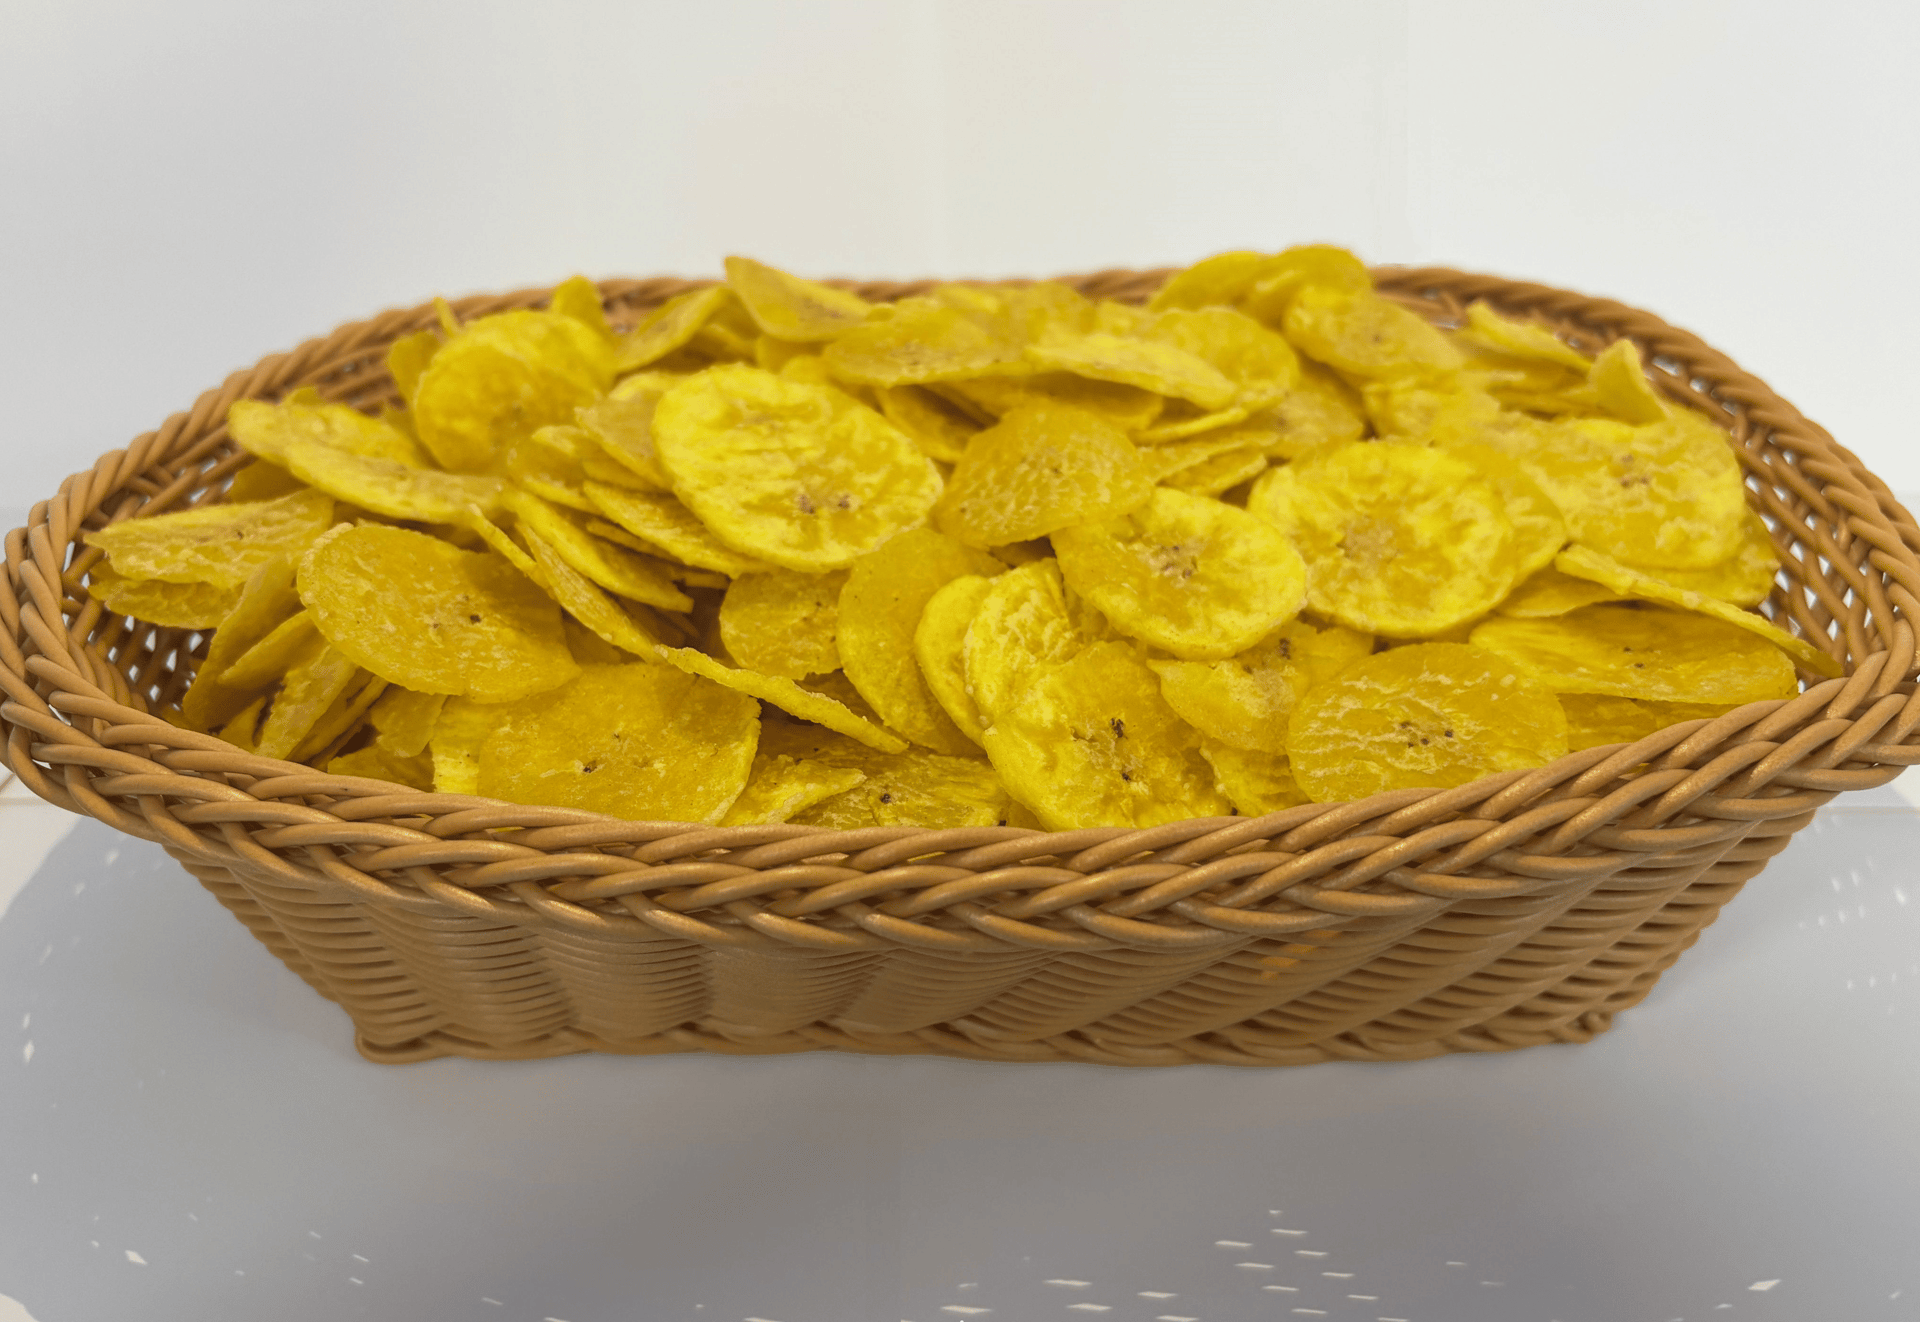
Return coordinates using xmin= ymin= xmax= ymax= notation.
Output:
xmin=2 ymin=785 xmax=1918 ymax=1321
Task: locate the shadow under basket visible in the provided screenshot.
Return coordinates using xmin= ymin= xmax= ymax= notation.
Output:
xmin=5 ymin=265 xmax=1920 ymax=1067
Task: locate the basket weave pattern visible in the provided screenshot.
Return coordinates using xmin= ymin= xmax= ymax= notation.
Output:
xmin=5 ymin=267 xmax=1919 ymax=1066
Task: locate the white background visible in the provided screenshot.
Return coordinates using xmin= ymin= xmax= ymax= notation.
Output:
xmin=2 ymin=0 xmax=1917 ymax=520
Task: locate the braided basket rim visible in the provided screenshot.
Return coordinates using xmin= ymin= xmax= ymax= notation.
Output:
xmin=5 ymin=263 xmax=1920 ymax=959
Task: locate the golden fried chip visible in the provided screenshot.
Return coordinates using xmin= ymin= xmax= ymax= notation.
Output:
xmin=615 ymin=286 xmax=734 ymax=373
xmin=282 ymin=441 xmax=503 ymax=524
xmin=1024 ymin=329 xmax=1236 ymax=411
xmin=1146 ymin=250 xmax=1269 ymax=312
xmin=386 ymin=329 xmax=442 ymax=405
xmin=1133 ymin=403 xmax=1250 ymax=444
xmin=1147 ymin=618 xmax=1370 ymax=754
xmin=1497 ymin=565 xmax=1628 ymax=618
xmin=519 ymin=526 xmax=669 ymax=661
xmin=217 ymin=610 xmax=321 ymax=693
xmin=254 ymin=641 xmax=360 ymax=761
xmin=1137 ymin=431 xmax=1263 ymax=483
xmin=548 ymin=274 xmax=613 ymax=340
xmin=837 ymin=529 xmax=1004 ymax=754
xmin=1054 ymin=488 xmax=1306 ymax=660
xmin=328 ymin=743 xmax=434 ymax=791
xmin=1159 ymin=444 xmax=1267 ymax=497
xmin=413 ymin=309 xmax=615 ymax=472
xmin=719 ymin=568 xmax=847 ymax=679
xmin=652 ymin=365 xmax=941 ymax=571
xmin=724 ymin=256 xmax=873 ymax=342
xmin=1457 ymin=302 xmax=1593 ymax=373
xmin=1586 ymin=338 xmax=1669 ymax=424
xmin=1469 ymin=604 xmax=1801 ymax=704
xmin=934 ymin=401 xmax=1151 ymax=547
xmin=1655 ymin=509 xmax=1779 ymax=607
xmin=1558 ymin=693 xmax=1739 ymax=752
xmin=501 ymin=426 xmax=595 ymax=512
xmin=582 ymin=482 xmax=770 ymax=577
xmin=298 ymin=524 xmax=578 ymax=701
xmin=368 ymin=687 xmax=448 ymax=759
xmin=1283 ymin=286 xmax=1463 ymax=378
xmin=290 ymin=670 xmax=389 ymax=764
xmin=88 ymin=562 xmax=240 ymax=629
xmin=179 ymin=560 xmax=303 ymax=729
xmin=761 ymin=722 xmax=1014 ymax=830
xmin=229 ymin=397 xmax=432 ymax=469
xmin=1288 ymin=643 xmax=1569 ymax=802
xmin=504 ymin=489 xmax=693 ymax=611
xmin=1553 ymin=544 xmax=1840 ymax=676
xmin=85 ymin=489 xmax=335 ymax=589
xmin=914 ymin=574 xmax=997 ymax=748
xmin=1200 ymin=741 xmax=1309 ymax=816
xmin=1248 ymin=443 xmax=1517 ymax=636
xmin=478 ymin=663 xmax=759 ymax=823
xmin=939 ymin=373 xmax=1166 ymax=433
xmin=1142 ymin=307 xmax=1301 ymax=412
xmin=428 ymin=696 xmax=508 ymax=793
xmin=963 ymin=558 xmax=1102 ymax=726
xmin=1246 ymin=360 xmax=1367 ymax=459
xmin=720 ymin=753 xmax=866 ymax=826
xmin=216 ymin=696 xmax=267 ymax=755
xmin=656 ymin=646 xmax=908 ymax=753
xmin=823 ymin=295 xmax=1027 ymax=386
xmin=1362 ymin=375 xmax=1502 ymax=442
xmin=1236 ymin=245 xmax=1375 ymax=324
xmin=223 ymin=460 xmax=307 ymax=504
xmin=1443 ymin=441 xmax=1567 ymax=581
xmin=577 ymin=392 xmax=671 ymax=489
xmin=875 ymin=385 xmax=980 ymax=464
xmin=981 ymin=640 xmax=1230 ymax=830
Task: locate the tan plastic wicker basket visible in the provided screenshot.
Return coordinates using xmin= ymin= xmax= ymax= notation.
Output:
xmin=5 ymin=265 xmax=1919 ymax=1067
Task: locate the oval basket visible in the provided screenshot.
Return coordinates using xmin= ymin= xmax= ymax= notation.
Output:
xmin=5 ymin=266 xmax=1919 ymax=1067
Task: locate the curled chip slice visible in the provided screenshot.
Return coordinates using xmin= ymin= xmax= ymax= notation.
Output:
xmin=838 ymin=529 xmax=1003 ymax=754
xmin=328 ymin=743 xmax=434 ymax=791
xmin=88 ymin=562 xmax=240 ymax=629
xmin=1654 ymin=508 xmax=1779 ymax=607
xmin=283 ymin=442 xmax=504 ymax=524
xmin=721 ymin=753 xmax=867 ymax=825
xmin=1054 ymin=488 xmax=1306 ymax=661
xmin=1248 ymin=360 xmax=1367 ymax=458
xmin=1443 ymin=442 xmax=1567 ymax=581
xmin=756 ymin=722 xmax=1012 ymax=831
xmin=1159 ymin=444 xmax=1267 ymax=497
xmin=290 ymin=670 xmax=390 ymax=764
xmin=520 ymin=526 xmax=669 ymax=661
xmin=85 ymin=488 xmax=334 ymax=589
xmin=1553 ymin=544 xmax=1839 ymax=676
xmin=1248 ymin=443 xmax=1517 ymax=637
xmin=429 ymin=697 xmax=510 ymax=793
xmin=1200 ymin=741 xmax=1309 ymax=816
xmin=934 ymin=401 xmax=1151 ymax=547
xmin=1023 ymin=329 xmax=1235 ymax=411
xmin=657 ymin=646 xmax=908 ymax=753
xmin=579 ymin=392 xmax=672 ymax=490
xmin=719 ymin=568 xmax=847 ymax=679
xmin=229 ymin=397 xmax=431 ymax=469
xmin=1283 ymin=286 xmax=1464 ymax=378
xmin=1586 ymin=338 xmax=1669 ymax=424
xmin=505 ymin=490 xmax=692 ymax=612
xmin=941 ymin=373 xmax=1165 ymax=433
xmin=217 ymin=611 xmax=321 ymax=693
xmin=1457 ymin=302 xmax=1592 ymax=373
xmin=652 ymin=364 xmax=941 ymax=571
xmin=298 ymin=524 xmax=578 ymax=701
xmin=823 ymin=295 xmax=1026 ymax=386
xmin=254 ymin=641 xmax=361 ymax=761
xmin=615 ymin=286 xmax=734 ymax=372
xmin=1236 ymin=245 xmax=1375 ymax=324
xmin=224 ymin=460 xmax=307 ymax=504
xmin=1138 ymin=431 xmax=1265 ymax=483
xmin=584 ymin=481 xmax=770 ymax=577
xmin=1288 ymin=643 xmax=1569 ymax=803
xmin=1498 ymin=566 xmax=1628 ymax=618
xmin=1142 ymin=307 xmax=1301 ymax=412
xmin=981 ymin=640 xmax=1230 ymax=830
xmin=180 ymin=561 xmax=302 ymax=729
xmin=724 ymin=256 xmax=872 ymax=342
xmin=965 ymin=559 xmax=1098 ymax=725
xmin=1559 ymin=693 xmax=1739 ymax=752
xmin=387 ymin=329 xmax=442 ymax=405
xmin=1146 ymin=250 xmax=1269 ymax=312
xmin=915 ymin=574 xmax=997 ymax=747
xmin=478 ymin=663 xmax=759 ymax=824
xmin=413 ymin=309 xmax=615 ymax=472
xmin=1469 ymin=604 xmax=1801 ymax=704
xmin=548 ymin=274 xmax=613 ymax=339
xmin=1510 ymin=412 xmax=1749 ymax=571
xmin=1148 ymin=618 xmax=1371 ymax=755
xmin=368 ymin=687 xmax=447 ymax=758
xmin=876 ymin=385 xmax=979 ymax=463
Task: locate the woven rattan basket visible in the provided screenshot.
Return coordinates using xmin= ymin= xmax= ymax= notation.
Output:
xmin=5 ymin=266 xmax=1919 ymax=1067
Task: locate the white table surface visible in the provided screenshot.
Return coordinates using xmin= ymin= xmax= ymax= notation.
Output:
xmin=3 ymin=767 xmax=1919 ymax=1322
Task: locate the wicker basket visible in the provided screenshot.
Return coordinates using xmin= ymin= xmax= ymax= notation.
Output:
xmin=4 ymin=266 xmax=1918 ymax=1067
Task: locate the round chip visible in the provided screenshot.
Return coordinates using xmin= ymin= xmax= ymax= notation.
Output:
xmin=837 ymin=529 xmax=1004 ymax=754
xmin=964 ymin=559 xmax=1096 ymax=726
xmin=914 ymin=574 xmax=997 ymax=747
xmin=719 ymin=568 xmax=847 ymax=679
xmin=228 ymin=397 xmax=431 ymax=469
xmin=1282 ymin=286 xmax=1464 ymax=378
xmin=1199 ymin=741 xmax=1309 ymax=817
xmin=413 ymin=310 xmax=615 ymax=472
xmin=1443 ymin=441 xmax=1567 ymax=581
xmin=478 ymin=663 xmax=759 ymax=824
xmin=652 ymin=364 xmax=941 ymax=572
xmin=1142 ymin=306 xmax=1301 ymax=412
xmin=980 ymin=640 xmax=1231 ymax=830
xmin=724 ymin=256 xmax=873 ymax=342
xmin=1247 ymin=442 xmax=1518 ymax=637
xmin=1287 ymin=643 xmax=1570 ymax=802
xmin=1646 ymin=508 xmax=1779 ymax=607
xmin=583 ymin=482 xmax=771 ymax=577
xmin=721 ymin=753 xmax=867 ymax=826
xmin=1148 ymin=619 xmax=1370 ymax=754
xmin=283 ymin=442 xmax=504 ymax=525
xmin=761 ymin=722 xmax=1014 ymax=830
xmin=85 ymin=488 xmax=335 ymax=589
xmin=1468 ymin=604 xmax=1802 ymax=704
xmin=88 ymin=562 xmax=240 ymax=629
xmin=1054 ymin=487 xmax=1307 ymax=661
xmin=934 ymin=401 xmax=1152 ymax=548
xmin=1497 ymin=566 xmax=1628 ymax=618
xmin=297 ymin=524 xmax=578 ymax=701
xmin=1248 ymin=359 xmax=1367 ymax=458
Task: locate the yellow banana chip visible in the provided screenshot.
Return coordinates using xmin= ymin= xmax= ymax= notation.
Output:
xmin=386 ymin=329 xmax=442 ymax=406
xmin=652 ymin=364 xmax=941 ymax=572
xmin=837 ymin=529 xmax=1004 ymax=754
xmin=981 ymin=639 xmax=1230 ymax=830
xmin=940 ymin=373 xmax=1166 ymax=433
xmin=328 ymin=743 xmax=434 ymax=791
xmin=504 ymin=489 xmax=693 ymax=612
xmin=88 ymin=562 xmax=240 ymax=629
xmin=823 ymin=296 xmax=1027 ymax=386
xmin=1148 ymin=618 xmax=1371 ymax=755
xmin=1236 ymin=245 xmax=1375 ymax=324
xmin=290 ymin=670 xmax=389 ymax=765
xmin=720 ymin=752 xmax=867 ymax=826
xmin=413 ymin=310 xmax=615 ymax=472
xmin=229 ymin=397 xmax=432 ymax=469
xmin=1654 ymin=509 xmax=1779 ymax=607
xmin=719 ymin=568 xmax=847 ymax=679
xmin=428 ymin=696 xmax=510 ymax=793
xmin=964 ymin=558 xmax=1101 ymax=726
xmin=1469 ymin=604 xmax=1801 ymax=704
xmin=583 ymin=481 xmax=770 ymax=577
xmin=547 ymin=274 xmax=613 ymax=341
xmin=656 ymin=646 xmax=908 ymax=753
xmin=1200 ymin=741 xmax=1310 ymax=816
xmin=1248 ymin=443 xmax=1517 ymax=637
xmin=224 ymin=460 xmax=308 ymax=504
xmin=1443 ymin=441 xmax=1567 ymax=581
xmin=1142 ymin=306 xmax=1301 ymax=412
xmin=760 ymin=721 xmax=1014 ymax=830
xmin=298 ymin=524 xmax=578 ymax=701
xmin=254 ymin=640 xmax=361 ymax=761
xmin=1288 ymin=643 xmax=1569 ymax=802
xmin=1497 ymin=565 xmax=1628 ymax=618
xmin=368 ymin=686 xmax=448 ymax=759
xmin=1586 ymin=338 xmax=1669 ymax=424
xmin=724 ymin=256 xmax=872 ymax=342
xmin=1147 ymin=250 xmax=1270 ymax=312
xmin=1457 ymin=302 xmax=1592 ymax=373
xmin=875 ymin=385 xmax=981 ymax=464
xmin=519 ymin=526 xmax=669 ymax=661
xmin=1023 ymin=329 xmax=1236 ymax=411
xmin=934 ymin=401 xmax=1151 ymax=547
xmin=282 ymin=441 xmax=503 ymax=524
xmin=1553 ymin=544 xmax=1839 ymax=676
xmin=478 ymin=662 xmax=759 ymax=824
xmin=1246 ymin=359 xmax=1367 ymax=458
xmin=1158 ymin=444 xmax=1267 ymax=497
xmin=915 ymin=574 xmax=997 ymax=747
xmin=615 ymin=286 xmax=734 ymax=373
xmin=1054 ymin=488 xmax=1307 ymax=661
xmin=1559 ymin=693 xmax=1738 ymax=752
xmin=179 ymin=561 xmax=303 ymax=729
xmin=1283 ymin=286 xmax=1464 ymax=378
xmin=86 ymin=488 xmax=334 ymax=589
xmin=217 ymin=610 xmax=321 ymax=694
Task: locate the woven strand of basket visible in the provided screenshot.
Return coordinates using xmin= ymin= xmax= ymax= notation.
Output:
xmin=5 ymin=266 xmax=1920 ymax=1068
